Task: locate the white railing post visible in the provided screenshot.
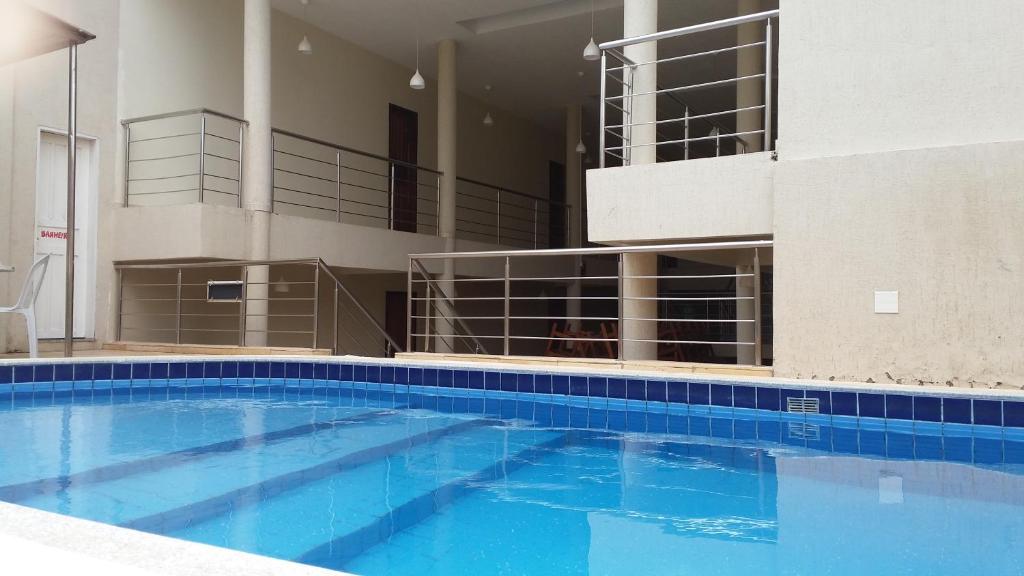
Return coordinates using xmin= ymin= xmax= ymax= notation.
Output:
xmin=599 ymin=50 xmax=607 ymax=168
xmin=764 ymin=17 xmax=774 ymax=152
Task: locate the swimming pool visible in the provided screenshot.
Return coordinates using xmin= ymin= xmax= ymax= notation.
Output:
xmin=1 ymin=358 xmax=1023 ymax=575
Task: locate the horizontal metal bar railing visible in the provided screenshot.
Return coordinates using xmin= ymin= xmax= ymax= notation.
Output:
xmin=123 ymin=109 xmax=246 ymax=208
xmin=408 ymin=240 xmax=771 ymax=366
xmin=599 ymin=10 xmax=778 ymax=167
xmin=455 ymin=177 xmax=568 ymax=249
xmin=115 ymin=257 xmax=400 ymax=357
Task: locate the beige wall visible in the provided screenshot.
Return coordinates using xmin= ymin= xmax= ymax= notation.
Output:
xmin=777 ymin=0 xmax=1024 ymax=160
xmin=773 ymin=140 xmax=1024 ymax=388
xmin=0 ymin=0 xmax=121 ymax=353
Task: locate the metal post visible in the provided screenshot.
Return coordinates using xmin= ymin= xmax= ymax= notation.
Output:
xmin=312 ymin=264 xmax=320 ymax=349
xmin=388 ymin=162 xmax=396 ymax=230
xmin=532 ymin=199 xmax=538 ymax=248
xmin=617 ymin=252 xmax=624 ymax=360
xmin=716 ymin=132 xmax=721 ymax=157
xmin=237 ymin=121 xmax=244 ymax=208
xmin=435 ymin=174 xmax=441 ymax=234
xmin=333 ymin=284 xmax=339 ymax=355
xmin=496 ymin=189 xmax=502 ymax=245
xmin=116 ymin=269 xmax=123 ymax=341
xmin=503 ymin=256 xmax=511 ymax=356
xmin=175 ymin=268 xmax=182 ymax=345
xmin=336 ymin=150 xmax=343 ymax=222
xmin=599 ymin=50 xmax=607 ymax=168
xmin=123 ymin=123 xmax=131 ymax=207
xmin=764 ymin=18 xmax=774 ymax=152
xmin=64 ymin=43 xmax=77 ymax=358
xmin=406 ymin=259 xmax=414 ymax=353
xmin=424 ymin=281 xmax=432 ymax=353
xmin=753 ymin=248 xmax=763 ymax=366
xmin=239 ymin=267 xmax=247 ymax=346
xmin=198 ymin=112 xmax=206 ymax=203
xmin=683 ymin=107 xmax=690 ymax=160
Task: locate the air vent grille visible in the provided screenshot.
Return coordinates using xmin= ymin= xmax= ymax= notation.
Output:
xmin=787 ymin=397 xmax=820 ymax=414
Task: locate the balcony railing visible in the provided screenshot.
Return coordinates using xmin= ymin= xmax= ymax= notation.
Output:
xmin=455 ymin=177 xmax=569 ymax=249
xmin=121 ymin=109 xmax=564 ymax=247
xmin=116 ymin=258 xmax=400 ymax=357
xmin=599 ymin=9 xmax=779 ymax=167
xmin=122 ymin=109 xmax=246 ymax=207
xmin=407 ymin=240 xmax=772 ymax=366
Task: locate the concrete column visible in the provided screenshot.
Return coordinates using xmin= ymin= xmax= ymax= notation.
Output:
xmin=623 ymin=0 xmax=658 ymax=165
xmin=621 ymin=0 xmax=659 ymax=360
xmin=736 ymin=0 xmax=764 ymax=153
xmin=243 ymin=0 xmax=272 ymax=347
xmin=435 ymin=39 xmax=457 ymax=353
xmin=565 ymin=105 xmax=583 ymax=333
xmin=736 ymin=265 xmax=756 ymax=364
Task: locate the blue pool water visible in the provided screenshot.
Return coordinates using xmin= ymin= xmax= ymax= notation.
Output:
xmin=1 ymin=380 xmax=1023 ymax=575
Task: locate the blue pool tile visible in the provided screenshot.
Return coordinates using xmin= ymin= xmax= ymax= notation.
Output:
xmin=588 ymin=377 xmax=607 ymax=398
xmin=326 ymin=363 xmax=339 ymax=381
xmin=805 ymin=390 xmax=831 ymax=414
xmin=423 ymin=368 xmax=438 ymax=387
xmin=646 ymin=412 xmax=667 ymax=433
xmin=975 ymin=437 xmax=1003 ymax=464
xmin=485 ymin=372 xmax=502 ymax=391
xmin=314 ymin=363 xmax=328 ymax=381
xmin=607 ymin=378 xmax=628 ymax=400
xmin=407 ymin=367 xmax=423 ymax=386
xmin=54 ymin=364 xmax=74 ymax=383
xmin=885 ymin=394 xmax=913 ymax=420
xmin=944 ymin=435 xmax=973 ymax=463
xmin=732 ymin=385 xmax=756 ymax=409
xmin=710 ymin=417 xmax=733 ymax=438
xmin=973 ymin=399 xmax=1002 ymax=427
xmin=299 ymin=362 xmax=314 ymax=380
xmin=352 ymin=364 xmax=366 ymax=382
xmin=129 ymin=363 xmax=150 ymax=380
xmin=32 ymin=364 xmax=53 ymax=382
xmin=223 ymin=361 xmax=240 ymax=379
xmin=202 ymin=361 xmax=221 ymax=379
xmin=93 ymin=363 xmax=113 ymax=381
xmin=167 ymin=362 xmax=185 ymax=380
xmin=286 ymin=362 xmax=302 ymax=380
xmin=859 ymin=429 xmax=887 ymax=456
xmin=757 ymin=419 xmax=781 ymax=443
xmin=756 ymin=387 xmax=780 ymax=411
xmin=733 ymin=418 xmax=757 ymax=440
xmin=468 ymin=370 xmax=484 ymax=390
xmin=452 ymin=370 xmax=468 ymax=389
xmin=184 ymin=363 xmax=203 ymax=379
xmin=666 ymin=381 xmax=687 ymax=404
xmin=367 ymin=365 xmax=382 ymax=383
xmin=858 ymin=393 xmax=885 ymax=418
xmin=914 ymin=434 xmax=943 ymax=460
xmin=688 ymin=382 xmax=710 ymax=405
xmin=1004 ymin=402 xmax=1024 ymax=428
xmin=338 ymin=363 xmax=352 ymax=382
xmin=710 ymin=384 xmax=732 ymax=407
xmin=569 ymin=376 xmax=588 ymax=397
xmin=0 ymin=365 xmax=11 ymax=384
xmin=913 ymin=396 xmax=941 ymax=422
xmin=646 ymin=380 xmax=667 ymax=403
xmin=832 ymin=426 xmax=859 ymax=454
xmin=552 ymin=375 xmax=570 ymax=395
xmin=514 ymin=372 xmax=533 ymax=393
xmin=942 ymin=397 xmax=972 ymax=424
xmin=626 ymin=379 xmax=646 ymax=402
xmin=71 ymin=363 xmax=92 ymax=381
xmin=830 ymin=391 xmax=857 ymax=416
xmin=500 ymin=372 xmax=517 ymax=392
xmin=393 ymin=366 xmax=407 ymax=385
xmin=110 ymin=363 xmax=131 ymax=381
xmin=1005 ymin=440 xmax=1024 ymax=465
xmin=780 ymin=389 xmax=803 ymax=412
xmin=887 ymin=432 xmax=914 ymax=459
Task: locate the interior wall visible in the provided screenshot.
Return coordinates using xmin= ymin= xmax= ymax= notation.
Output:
xmin=0 ymin=0 xmax=121 ymax=353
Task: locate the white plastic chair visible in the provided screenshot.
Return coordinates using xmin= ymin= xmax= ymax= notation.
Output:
xmin=0 ymin=255 xmax=50 ymax=358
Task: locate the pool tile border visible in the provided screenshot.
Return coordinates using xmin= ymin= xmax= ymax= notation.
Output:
xmin=1 ymin=357 xmax=1023 ymax=433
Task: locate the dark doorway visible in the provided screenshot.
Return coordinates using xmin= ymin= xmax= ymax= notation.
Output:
xmin=389 ymin=104 xmax=419 ymax=233
xmin=548 ymin=161 xmax=566 ymax=248
xmin=385 ymin=290 xmax=414 ymax=356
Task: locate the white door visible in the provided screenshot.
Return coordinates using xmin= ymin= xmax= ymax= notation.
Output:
xmin=34 ymin=131 xmax=95 ymax=339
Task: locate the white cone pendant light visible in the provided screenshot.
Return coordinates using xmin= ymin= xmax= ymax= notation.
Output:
xmin=483 ymin=112 xmax=494 ymax=127
xmin=297 ymin=0 xmax=312 ymax=55
xmin=576 ymin=138 xmax=587 ymax=154
xmin=410 ymin=69 xmax=425 ymax=90
xmin=583 ymin=38 xmax=600 ymax=61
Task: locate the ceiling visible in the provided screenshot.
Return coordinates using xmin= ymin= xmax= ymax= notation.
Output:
xmin=269 ymin=0 xmax=756 ymax=134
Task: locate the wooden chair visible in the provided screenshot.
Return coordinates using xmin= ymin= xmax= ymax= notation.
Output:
xmin=545 ymin=322 xmax=572 ymax=357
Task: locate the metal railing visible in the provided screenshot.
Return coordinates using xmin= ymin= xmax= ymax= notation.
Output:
xmin=599 ymin=9 xmax=778 ymax=167
xmin=271 ymin=129 xmax=441 ymax=233
xmin=122 ymin=109 xmax=246 ymax=207
xmin=116 ymin=258 xmax=401 ymax=357
xmin=455 ymin=177 xmax=569 ymax=248
xmin=407 ymin=241 xmax=771 ymax=365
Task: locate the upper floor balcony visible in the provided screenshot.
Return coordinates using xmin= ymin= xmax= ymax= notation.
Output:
xmin=117 ymin=108 xmax=569 ymax=269
xmin=587 ymin=9 xmax=779 ymax=244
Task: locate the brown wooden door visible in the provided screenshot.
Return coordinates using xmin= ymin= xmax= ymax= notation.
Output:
xmin=389 ymin=104 xmax=419 ymax=233
xmin=385 ymin=290 xmax=415 ymax=355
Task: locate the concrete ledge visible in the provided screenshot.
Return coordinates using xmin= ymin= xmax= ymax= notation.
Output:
xmin=104 ymin=342 xmax=332 ymax=356
xmin=395 ymin=352 xmax=773 ymax=378
xmin=0 ymin=501 xmax=347 ymax=576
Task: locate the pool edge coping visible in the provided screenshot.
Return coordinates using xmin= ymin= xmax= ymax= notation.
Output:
xmin=0 ymin=500 xmax=351 ymax=576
